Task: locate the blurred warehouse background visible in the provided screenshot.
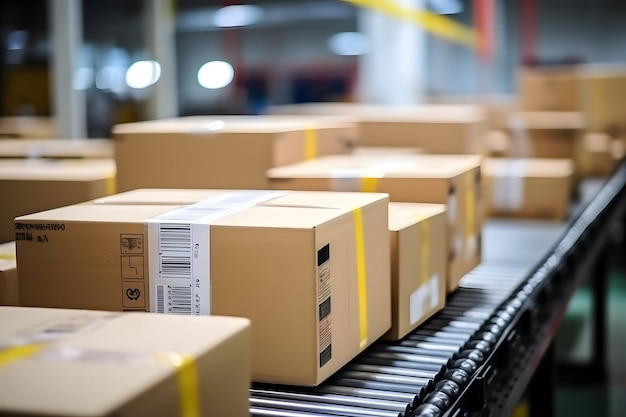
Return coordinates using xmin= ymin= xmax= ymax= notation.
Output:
xmin=1 ymin=0 xmax=626 ymax=138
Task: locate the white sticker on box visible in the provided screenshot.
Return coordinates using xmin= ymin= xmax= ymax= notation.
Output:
xmin=428 ymin=274 xmax=440 ymax=309
xmin=329 ymin=169 xmax=364 ymax=192
xmin=409 ymin=286 xmax=426 ymax=326
xmin=410 ymin=274 xmax=441 ymax=325
xmin=192 ymin=190 xmax=286 ymax=209
xmin=146 ymin=190 xmax=285 ymax=316
xmin=447 ymin=192 xmax=458 ymax=226
xmin=491 ymin=160 xmax=526 ymax=212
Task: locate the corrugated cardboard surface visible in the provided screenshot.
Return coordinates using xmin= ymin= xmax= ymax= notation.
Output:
xmin=387 ymin=203 xmax=447 ymax=340
xmin=519 ymin=66 xmax=626 ymax=132
xmin=0 ymin=241 xmax=17 ymax=306
xmin=581 ymin=132 xmax=625 ymax=177
xmin=268 ymin=102 xmax=487 ymax=155
xmin=113 ymin=116 xmax=355 ymax=192
xmin=0 ymin=116 xmax=57 ymax=139
xmin=482 ymin=158 xmax=574 ymax=219
xmin=0 ymin=158 xmax=116 ymax=243
xmin=16 ymin=191 xmax=391 ymax=386
xmin=487 ymin=111 xmax=585 ymax=161
xmin=0 ymin=307 xmax=251 ymax=417
xmin=0 ymin=139 xmax=113 ymax=159
xmin=267 ymin=154 xmax=483 ymax=292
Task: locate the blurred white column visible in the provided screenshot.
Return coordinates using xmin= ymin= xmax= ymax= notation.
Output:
xmin=357 ymin=0 xmax=427 ymax=105
xmin=144 ymin=0 xmax=178 ymax=119
xmin=49 ymin=0 xmax=86 ymax=138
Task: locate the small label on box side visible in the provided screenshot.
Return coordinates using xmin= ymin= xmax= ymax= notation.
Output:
xmin=317 ymin=244 xmax=332 ymax=368
xmin=491 ymin=160 xmax=526 ymax=212
xmin=410 ymin=274 xmax=440 ymax=325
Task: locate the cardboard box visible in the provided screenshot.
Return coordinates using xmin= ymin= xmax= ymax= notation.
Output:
xmin=0 ymin=116 xmax=57 ymax=139
xmin=0 ymin=158 xmax=116 ymax=243
xmin=519 ymin=65 xmax=626 ymax=133
xmin=0 ymin=242 xmax=17 ymax=306
xmin=487 ymin=111 xmax=585 ymax=160
xmin=267 ymin=154 xmax=482 ymax=292
xmin=387 ymin=203 xmax=446 ymax=340
xmin=482 ymin=158 xmax=574 ymax=219
xmin=113 ymin=115 xmax=356 ymax=192
xmin=581 ymin=132 xmax=625 ymax=177
xmin=92 ymin=189 xmax=232 ymax=205
xmin=16 ymin=190 xmax=391 ymax=386
xmin=268 ymin=103 xmax=487 ymax=155
xmin=519 ymin=67 xmax=582 ymax=112
xmin=0 ymin=306 xmax=250 ymax=417
xmin=351 ymin=146 xmax=423 ymax=156
xmin=0 ymin=138 xmax=113 ymax=159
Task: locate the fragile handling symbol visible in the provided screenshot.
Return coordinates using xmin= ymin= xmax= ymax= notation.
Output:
xmin=126 ymin=288 xmax=141 ymax=300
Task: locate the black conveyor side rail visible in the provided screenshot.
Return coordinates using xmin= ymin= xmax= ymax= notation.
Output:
xmin=411 ymin=162 xmax=626 ymax=417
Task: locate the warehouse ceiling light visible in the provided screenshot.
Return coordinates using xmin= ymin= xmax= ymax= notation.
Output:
xmin=214 ymin=5 xmax=263 ymax=28
xmin=126 ymin=60 xmax=162 ymax=89
xmin=6 ymin=30 xmax=28 ymax=50
xmin=73 ymin=67 xmax=95 ymax=90
xmin=95 ymin=66 xmax=126 ymax=94
xmin=328 ymin=32 xmax=370 ymax=56
xmin=197 ymin=61 xmax=235 ymax=89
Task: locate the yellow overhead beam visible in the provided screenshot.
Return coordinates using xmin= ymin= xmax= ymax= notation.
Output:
xmin=341 ymin=0 xmax=477 ymax=47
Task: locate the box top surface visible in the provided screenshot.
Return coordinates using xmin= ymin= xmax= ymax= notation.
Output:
xmin=388 ymin=202 xmax=446 ymax=231
xmin=484 ymin=158 xmax=575 ymax=177
xmin=268 ymin=102 xmax=486 ymax=123
xmin=502 ymin=111 xmax=586 ymax=130
xmin=211 ymin=205 xmax=349 ymax=228
xmin=0 ymin=241 xmax=16 ymax=271
xmin=268 ymin=154 xmax=482 ymax=179
xmin=113 ymin=115 xmax=353 ymax=135
xmin=0 ymin=159 xmax=115 ymax=181
xmin=92 ymin=189 xmax=232 ymax=205
xmin=0 ymin=139 xmax=113 ymax=158
xmin=15 ymin=204 xmax=181 ymax=222
xmin=261 ymin=190 xmax=389 ymax=210
xmin=0 ymin=306 xmax=249 ymax=416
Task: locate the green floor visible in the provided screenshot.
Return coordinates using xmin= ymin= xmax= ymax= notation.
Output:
xmin=555 ymin=261 xmax=626 ymax=417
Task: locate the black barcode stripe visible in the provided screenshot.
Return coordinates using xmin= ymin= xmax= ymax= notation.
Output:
xmin=170 ymin=286 xmax=192 ymax=315
xmin=159 ymin=223 xmax=191 ymax=279
xmin=156 ymin=285 xmax=165 ymax=314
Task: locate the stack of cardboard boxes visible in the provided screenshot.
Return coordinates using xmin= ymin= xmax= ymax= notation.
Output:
xmin=518 ymin=65 xmax=626 ymax=177
xmin=4 ymin=101 xmax=585 ymax=414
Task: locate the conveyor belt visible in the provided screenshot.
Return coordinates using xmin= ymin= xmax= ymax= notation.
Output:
xmin=251 ymin=162 xmax=626 ymax=417
xmin=250 ymin=263 xmax=529 ymax=417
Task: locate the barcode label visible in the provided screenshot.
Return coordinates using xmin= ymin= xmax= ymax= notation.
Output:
xmin=159 ymin=223 xmax=192 ymax=279
xmin=148 ymin=220 xmax=210 ymax=316
xmin=156 ymin=285 xmax=165 ymax=314
xmin=317 ymin=244 xmax=332 ymax=367
xmin=169 ymin=286 xmax=192 ymax=315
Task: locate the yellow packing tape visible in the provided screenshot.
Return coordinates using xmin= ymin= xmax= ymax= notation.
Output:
xmin=341 ymin=0 xmax=477 ymax=47
xmin=352 ymin=208 xmax=369 ymax=349
xmin=157 ymin=352 xmax=201 ymax=417
xmin=106 ymin=176 xmax=117 ymax=196
xmin=0 ymin=344 xmax=42 ymax=367
xmin=0 ymin=254 xmax=16 ymax=260
xmin=305 ymin=128 xmax=317 ymax=160
xmin=359 ymin=177 xmax=379 ymax=192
